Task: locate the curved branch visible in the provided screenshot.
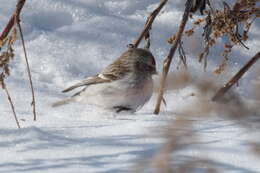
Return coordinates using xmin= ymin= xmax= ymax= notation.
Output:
xmin=132 ymin=0 xmax=168 ymax=48
xmin=0 ymin=0 xmax=26 ymax=42
xmin=212 ymin=52 xmax=260 ymax=101
xmin=154 ymin=0 xmax=193 ymax=114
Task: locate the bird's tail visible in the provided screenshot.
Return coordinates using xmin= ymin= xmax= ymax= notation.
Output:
xmin=52 ymin=97 xmax=76 ymax=107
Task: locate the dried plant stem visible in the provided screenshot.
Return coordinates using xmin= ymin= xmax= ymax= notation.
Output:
xmin=3 ymin=84 xmax=21 ymax=128
xmin=16 ymin=19 xmax=37 ymax=121
xmin=132 ymin=0 xmax=168 ymax=48
xmin=212 ymin=52 xmax=260 ymax=101
xmin=154 ymin=0 xmax=193 ymax=114
xmin=144 ymin=21 xmax=151 ymax=49
xmin=0 ymin=0 xmax=26 ymax=43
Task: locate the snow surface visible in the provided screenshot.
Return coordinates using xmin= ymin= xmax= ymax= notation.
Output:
xmin=0 ymin=0 xmax=259 ymax=172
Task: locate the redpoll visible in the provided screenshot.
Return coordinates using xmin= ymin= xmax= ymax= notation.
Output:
xmin=52 ymin=48 xmax=157 ymax=113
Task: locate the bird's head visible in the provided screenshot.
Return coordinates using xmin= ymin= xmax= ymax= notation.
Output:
xmin=130 ymin=48 xmax=157 ymax=76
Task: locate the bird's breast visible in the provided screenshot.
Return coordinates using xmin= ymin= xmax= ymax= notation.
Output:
xmin=78 ymin=75 xmax=154 ymax=111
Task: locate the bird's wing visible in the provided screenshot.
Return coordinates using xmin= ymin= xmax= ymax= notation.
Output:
xmin=62 ymin=50 xmax=132 ymax=93
xmin=100 ymin=56 xmax=131 ymax=80
xmin=62 ymin=75 xmax=111 ymax=93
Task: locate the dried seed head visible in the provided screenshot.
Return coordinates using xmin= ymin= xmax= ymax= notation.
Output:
xmin=184 ymin=29 xmax=194 ymax=37
xmin=167 ymin=34 xmax=177 ymax=44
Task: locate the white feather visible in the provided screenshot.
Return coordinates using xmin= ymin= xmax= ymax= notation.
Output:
xmin=75 ymin=75 xmax=153 ymax=111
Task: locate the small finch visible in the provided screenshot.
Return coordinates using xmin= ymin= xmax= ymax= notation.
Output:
xmin=52 ymin=48 xmax=157 ymax=113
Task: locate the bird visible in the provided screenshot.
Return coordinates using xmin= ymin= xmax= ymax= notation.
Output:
xmin=52 ymin=48 xmax=157 ymax=113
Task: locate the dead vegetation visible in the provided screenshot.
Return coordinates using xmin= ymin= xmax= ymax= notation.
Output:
xmin=0 ymin=1 xmax=258 ymax=172
xmin=0 ymin=21 xmax=20 ymax=128
xmin=137 ymin=71 xmax=260 ymax=172
xmin=0 ymin=0 xmax=36 ymax=128
xmin=132 ymin=0 xmax=260 ymax=172
xmin=154 ymin=0 xmax=259 ymax=114
xmin=0 ymin=0 xmax=259 ymax=172
xmin=212 ymin=52 xmax=260 ymax=101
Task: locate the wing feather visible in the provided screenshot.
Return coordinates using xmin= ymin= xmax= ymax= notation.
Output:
xmin=62 ymin=49 xmax=135 ymax=93
xmin=62 ymin=75 xmax=111 ymax=93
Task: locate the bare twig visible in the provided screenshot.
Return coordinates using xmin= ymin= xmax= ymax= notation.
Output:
xmin=234 ymin=25 xmax=249 ymax=50
xmin=199 ymin=12 xmax=211 ymax=69
xmin=154 ymin=0 xmax=193 ymax=114
xmin=16 ymin=18 xmax=37 ymax=121
xmin=212 ymin=52 xmax=260 ymax=101
xmin=144 ymin=27 xmax=151 ymax=49
xmin=0 ymin=0 xmax=26 ymax=44
xmin=2 ymin=83 xmax=21 ymax=128
xmin=0 ymin=0 xmax=27 ymax=129
xmin=178 ymin=40 xmax=187 ymax=69
xmin=0 ymin=0 xmax=34 ymax=123
xmin=0 ymin=0 xmax=36 ymax=121
xmin=131 ymin=0 xmax=168 ymax=48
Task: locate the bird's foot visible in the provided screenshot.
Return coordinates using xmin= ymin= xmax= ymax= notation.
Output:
xmin=113 ymin=106 xmax=132 ymax=113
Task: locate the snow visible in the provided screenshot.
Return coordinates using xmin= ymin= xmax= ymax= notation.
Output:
xmin=0 ymin=0 xmax=260 ymax=172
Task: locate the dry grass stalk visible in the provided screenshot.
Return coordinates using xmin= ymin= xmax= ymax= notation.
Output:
xmin=0 ymin=29 xmax=20 ymax=129
xmin=139 ymin=73 xmax=259 ymax=172
xmin=154 ymin=0 xmax=194 ymax=114
xmin=0 ymin=25 xmax=20 ymax=128
xmin=0 ymin=0 xmax=26 ymax=43
xmin=177 ymin=41 xmax=188 ymax=69
xmin=136 ymin=115 xmax=219 ymax=173
xmin=184 ymin=0 xmax=259 ymax=73
xmin=2 ymin=82 xmax=21 ymax=129
xmin=131 ymin=0 xmax=168 ymax=48
xmin=143 ymin=20 xmax=151 ymax=49
xmin=16 ymin=15 xmax=37 ymax=121
xmin=212 ymin=52 xmax=260 ymax=101
xmin=155 ymin=0 xmax=259 ymax=114
xmin=0 ymin=0 xmax=35 ymax=127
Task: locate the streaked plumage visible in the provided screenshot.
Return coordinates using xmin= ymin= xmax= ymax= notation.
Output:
xmin=52 ymin=48 xmax=157 ymax=113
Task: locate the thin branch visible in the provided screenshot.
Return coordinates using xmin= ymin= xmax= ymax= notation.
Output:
xmin=199 ymin=12 xmax=212 ymax=69
xmin=0 ymin=0 xmax=26 ymax=42
xmin=212 ymin=52 xmax=260 ymax=101
xmin=0 ymin=0 xmax=35 ymax=121
xmin=3 ymin=83 xmax=21 ymax=128
xmin=178 ymin=40 xmax=188 ymax=69
xmin=131 ymin=0 xmax=168 ymax=48
xmin=144 ymin=27 xmax=151 ymax=49
xmin=16 ymin=18 xmax=37 ymax=121
xmin=234 ymin=25 xmax=249 ymax=50
xmin=154 ymin=0 xmax=193 ymax=114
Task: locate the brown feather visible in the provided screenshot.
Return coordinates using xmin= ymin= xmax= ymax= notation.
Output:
xmin=62 ymin=48 xmax=155 ymax=93
xmin=62 ymin=75 xmax=111 ymax=93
